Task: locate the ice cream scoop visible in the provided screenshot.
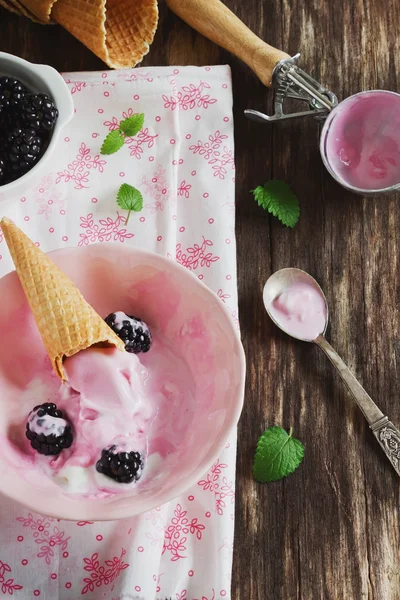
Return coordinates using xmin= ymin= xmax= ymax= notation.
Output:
xmin=166 ymin=0 xmax=400 ymax=194
xmin=263 ymin=267 xmax=400 ymax=477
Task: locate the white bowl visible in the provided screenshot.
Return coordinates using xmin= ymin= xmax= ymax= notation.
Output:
xmin=0 ymin=52 xmax=74 ymax=195
xmin=0 ymin=244 xmax=246 ymax=520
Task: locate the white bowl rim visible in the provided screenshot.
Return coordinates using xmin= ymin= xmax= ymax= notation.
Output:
xmin=0 ymin=242 xmax=246 ymax=520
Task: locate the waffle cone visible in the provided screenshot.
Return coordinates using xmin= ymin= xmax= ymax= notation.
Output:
xmin=1 ymin=0 xmax=159 ymax=67
xmin=52 ymin=0 xmax=158 ymax=69
xmin=20 ymin=0 xmax=53 ymax=22
xmin=0 ymin=218 xmax=125 ymax=381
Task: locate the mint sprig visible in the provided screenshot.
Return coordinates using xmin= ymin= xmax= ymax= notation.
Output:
xmin=120 ymin=114 xmax=145 ymax=137
xmin=252 ymin=180 xmax=300 ymax=228
xmin=253 ymin=426 xmax=304 ymax=483
xmin=101 ymin=130 xmax=125 ymax=155
xmin=117 ymin=183 xmax=143 ymax=224
xmin=101 ymin=113 xmax=144 ymax=155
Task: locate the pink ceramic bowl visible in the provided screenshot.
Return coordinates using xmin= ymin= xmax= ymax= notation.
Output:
xmin=0 ymin=243 xmax=245 ymax=520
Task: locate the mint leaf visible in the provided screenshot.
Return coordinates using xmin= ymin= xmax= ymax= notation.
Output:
xmin=120 ymin=113 xmax=144 ymax=137
xmin=100 ymin=113 xmax=145 ymax=155
xmin=252 ymin=180 xmax=300 ymax=228
xmin=253 ymin=426 xmax=304 ymax=482
xmin=116 ymin=183 xmax=143 ymax=224
xmin=253 ymin=185 xmax=268 ymax=207
xmin=101 ymin=129 xmax=125 ymax=155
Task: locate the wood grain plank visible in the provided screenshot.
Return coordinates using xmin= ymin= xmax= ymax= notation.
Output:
xmin=0 ymin=1 xmax=399 ymax=598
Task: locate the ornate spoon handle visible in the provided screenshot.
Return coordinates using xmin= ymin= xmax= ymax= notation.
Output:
xmin=315 ymin=335 xmax=400 ymax=476
xmin=370 ymin=417 xmax=400 ymax=476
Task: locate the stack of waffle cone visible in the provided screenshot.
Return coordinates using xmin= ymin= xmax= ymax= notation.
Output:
xmin=0 ymin=218 xmax=125 ymax=381
xmin=0 ymin=0 xmax=159 ymax=69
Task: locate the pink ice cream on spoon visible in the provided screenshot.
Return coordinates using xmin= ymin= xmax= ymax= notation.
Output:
xmin=263 ymin=269 xmax=328 ymax=342
xmin=269 ymin=282 xmax=327 ymax=341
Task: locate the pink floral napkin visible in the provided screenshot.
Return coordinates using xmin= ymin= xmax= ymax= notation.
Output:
xmin=0 ymin=65 xmax=238 ymax=600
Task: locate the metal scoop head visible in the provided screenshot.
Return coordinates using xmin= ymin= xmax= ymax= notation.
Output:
xmin=245 ymin=54 xmax=338 ymax=122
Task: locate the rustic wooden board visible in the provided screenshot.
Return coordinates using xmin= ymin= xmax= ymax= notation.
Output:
xmin=1 ymin=1 xmax=399 ymax=598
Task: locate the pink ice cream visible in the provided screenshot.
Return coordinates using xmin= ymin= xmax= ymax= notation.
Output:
xmin=19 ymin=335 xmax=196 ymax=497
xmin=322 ymin=91 xmax=400 ymax=190
xmin=268 ymin=281 xmax=327 ymax=341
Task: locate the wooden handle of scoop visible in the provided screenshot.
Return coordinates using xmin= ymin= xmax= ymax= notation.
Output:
xmin=166 ymin=0 xmax=290 ymax=87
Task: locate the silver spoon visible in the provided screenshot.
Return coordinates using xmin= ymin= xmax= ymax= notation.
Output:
xmin=263 ymin=267 xmax=400 ymax=476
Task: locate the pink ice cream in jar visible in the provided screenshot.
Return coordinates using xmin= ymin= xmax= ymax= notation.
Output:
xmin=321 ymin=90 xmax=400 ymax=193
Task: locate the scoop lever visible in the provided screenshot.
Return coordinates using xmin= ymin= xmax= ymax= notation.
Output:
xmin=245 ymin=54 xmax=339 ymax=122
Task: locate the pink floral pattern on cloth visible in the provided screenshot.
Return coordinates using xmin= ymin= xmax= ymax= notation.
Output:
xmin=0 ymin=65 xmax=238 ymax=599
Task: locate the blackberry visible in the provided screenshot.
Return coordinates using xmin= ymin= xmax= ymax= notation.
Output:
xmin=26 ymin=402 xmax=73 ymax=456
xmin=96 ymin=446 xmax=143 ymax=483
xmin=0 ymin=158 xmax=6 ymax=183
xmin=6 ymin=127 xmax=23 ymax=145
xmin=0 ymin=76 xmax=27 ymax=113
xmin=0 ymin=78 xmax=58 ymax=186
xmin=105 ymin=311 xmax=152 ymax=354
xmin=8 ymin=128 xmax=42 ymax=176
xmin=21 ymin=93 xmax=58 ymax=132
xmin=1 ymin=110 xmax=24 ymax=135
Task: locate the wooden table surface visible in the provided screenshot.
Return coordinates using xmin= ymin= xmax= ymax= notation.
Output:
xmin=1 ymin=1 xmax=400 ymax=599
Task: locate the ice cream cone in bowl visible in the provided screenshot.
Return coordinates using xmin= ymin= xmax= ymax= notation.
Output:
xmin=0 ymin=218 xmax=125 ymax=381
xmin=0 ymin=220 xmax=245 ymax=520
